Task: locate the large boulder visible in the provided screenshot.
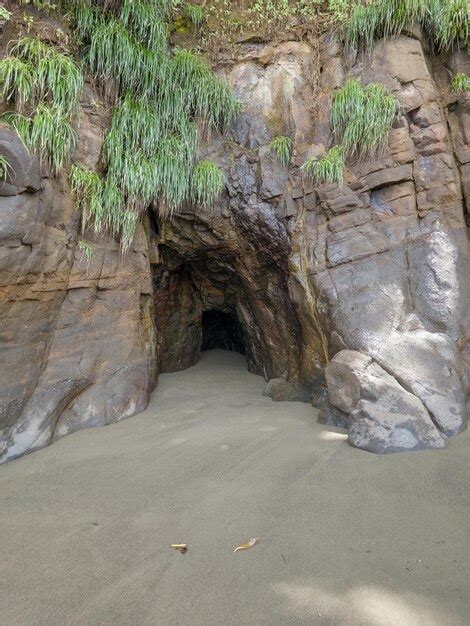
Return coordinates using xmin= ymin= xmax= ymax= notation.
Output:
xmin=326 ymin=350 xmax=446 ymax=453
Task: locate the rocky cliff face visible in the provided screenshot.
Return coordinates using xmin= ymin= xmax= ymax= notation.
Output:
xmin=0 ymin=30 xmax=468 ymax=461
xmin=0 ymin=92 xmax=156 ymax=461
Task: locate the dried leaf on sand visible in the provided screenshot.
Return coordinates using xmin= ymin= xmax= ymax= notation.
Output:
xmin=171 ymin=544 xmax=188 ymax=554
xmin=234 ymin=538 xmax=259 ymax=553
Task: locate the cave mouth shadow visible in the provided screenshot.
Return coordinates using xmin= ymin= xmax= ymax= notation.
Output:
xmin=201 ymin=309 xmax=246 ymax=356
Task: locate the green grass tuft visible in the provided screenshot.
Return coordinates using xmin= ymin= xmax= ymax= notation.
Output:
xmin=186 ymin=3 xmax=205 ymax=28
xmin=301 ymin=79 xmax=398 ymax=188
xmin=434 ymin=0 xmax=470 ymax=51
xmin=70 ymin=164 xmax=104 ymax=231
xmin=346 ymin=0 xmax=428 ymax=52
xmin=29 ymin=104 xmax=77 ymax=174
xmin=102 ymin=93 xmax=197 ymax=217
xmin=302 ymin=146 xmax=344 ymax=185
xmin=0 ymin=57 xmax=35 ymax=111
xmin=87 ymin=18 xmax=149 ymax=93
xmin=0 ymin=36 xmax=83 ymax=176
xmin=155 ymin=136 xmax=193 ymax=213
xmin=35 ymin=45 xmax=83 ymax=114
xmin=65 ymin=0 xmax=102 ymax=41
xmin=3 ymin=106 xmax=76 ymax=175
xmin=0 ymin=154 xmax=11 ymax=181
xmin=450 ymin=72 xmax=470 ymax=93
xmin=268 ymin=135 xmax=293 ymax=166
xmin=1 ymin=111 xmax=32 ymax=148
xmin=70 ymin=166 xmax=135 ymax=247
xmin=77 ymin=238 xmax=93 ymax=261
xmin=0 ymin=39 xmax=76 ymax=112
xmin=119 ymin=0 xmax=168 ymax=51
xmin=0 ymin=5 xmax=12 ymax=21
xmin=102 ymin=94 xmax=164 ymax=171
xmin=169 ymin=49 xmax=241 ymax=131
xmin=190 ymin=160 xmax=224 ymax=207
xmin=331 ymin=79 xmax=399 ymax=159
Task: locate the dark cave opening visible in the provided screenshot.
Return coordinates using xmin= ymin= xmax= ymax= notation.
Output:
xmin=146 ymin=207 xmax=160 ymax=237
xmin=201 ymin=310 xmax=246 ymax=355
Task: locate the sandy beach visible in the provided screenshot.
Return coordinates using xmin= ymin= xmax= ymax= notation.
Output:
xmin=1 ymin=349 xmax=469 ymax=625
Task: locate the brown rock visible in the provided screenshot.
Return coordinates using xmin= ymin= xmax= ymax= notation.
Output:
xmin=263 ymin=378 xmax=311 ymax=403
xmin=326 ymin=224 xmax=390 ymax=266
xmin=1 ymin=33 xmax=468 ymax=462
xmin=316 ymin=184 xmax=364 ymax=214
xmin=361 ymin=164 xmax=413 ymax=190
xmin=371 ymin=182 xmax=417 ymax=218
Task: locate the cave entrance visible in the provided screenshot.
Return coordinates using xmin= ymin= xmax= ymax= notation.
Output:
xmin=201 ymin=310 xmax=246 ymax=355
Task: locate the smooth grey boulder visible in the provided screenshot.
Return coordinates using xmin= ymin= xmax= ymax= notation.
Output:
xmin=326 ymin=350 xmax=446 ymax=453
xmin=349 ymin=400 xmax=446 ymax=454
xmin=326 ymin=350 xmax=371 ymax=414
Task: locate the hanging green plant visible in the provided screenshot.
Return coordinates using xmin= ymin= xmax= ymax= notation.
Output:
xmin=0 ymin=57 xmax=35 ymax=111
xmin=3 ymin=105 xmax=76 ymax=175
xmin=0 ymin=154 xmax=11 ymax=180
xmin=331 ymin=80 xmax=399 ymax=160
xmin=450 ymin=73 xmax=470 ymax=93
xmin=0 ymin=35 xmax=83 ymax=175
xmin=303 ymin=79 xmax=398 ymax=187
xmin=185 ymin=3 xmax=205 ymax=28
xmin=77 ymin=238 xmax=93 ymax=261
xmin=190 ymin=160 xmax=224 ymax=207
xmin=268 ymin=136 xmax=294 ymax=167
xmin=64 ymin=0 xmax=239 ymax=250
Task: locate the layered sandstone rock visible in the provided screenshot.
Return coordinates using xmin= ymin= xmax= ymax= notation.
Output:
xmin=0 ymin=99 xmax=156 ymax=463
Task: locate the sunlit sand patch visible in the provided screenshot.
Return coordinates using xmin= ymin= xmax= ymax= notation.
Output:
xmin=317 ymin=431 xmax=348 ymax=442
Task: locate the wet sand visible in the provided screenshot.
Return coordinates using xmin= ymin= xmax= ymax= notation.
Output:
xmin=1 ymin=349 xmax=469 ymax=625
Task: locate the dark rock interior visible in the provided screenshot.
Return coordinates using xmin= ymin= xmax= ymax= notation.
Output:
xmin=201 ymin=310 xmax=246 ymax=355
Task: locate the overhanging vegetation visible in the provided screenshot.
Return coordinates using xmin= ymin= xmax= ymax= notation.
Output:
xmin=66 ymin=0 xmax=239 ymax=249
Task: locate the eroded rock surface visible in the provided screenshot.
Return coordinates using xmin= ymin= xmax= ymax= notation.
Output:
xmin=0 ymin=100 xmax=155 ymax=463
xmin=263 ymin=378 xmax=311 ymax=403
xmin=326 ymin=351 xmax=446 ymax=453
xmin=0 ymin=34 xmax=468 ymax=460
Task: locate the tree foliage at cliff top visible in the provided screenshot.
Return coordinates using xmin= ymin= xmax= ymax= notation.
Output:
xmin=64 ymin=0 xmax=238 ymax=250
xmin=345 ymin=0 xmax=469 ymax=52
xmin=201 ymin=0 xmax=469 ymax=53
